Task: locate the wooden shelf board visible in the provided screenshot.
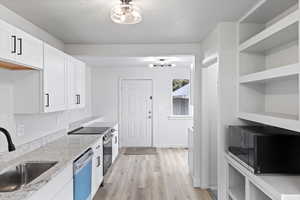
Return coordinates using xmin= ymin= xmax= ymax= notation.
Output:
xmin=239 ymin=63 xmax=300 ymax=83
xmin=0 ymin=60 xmax=36 ymax=71
xmin=238 ymin=112 xmax=300 ymax=132
xmin=226 ymin=153 xmax=300 ymax=200
xmin=239 ymin=10 xmax=299 ymax=53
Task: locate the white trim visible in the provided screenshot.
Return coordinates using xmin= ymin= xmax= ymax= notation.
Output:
xmin=168 ymin=115 xmax=193 ymax=120
xmin=202 ymin=54 xmax=219 ymax=67
xmin=118 ymin=77 xmax=154 ymax=147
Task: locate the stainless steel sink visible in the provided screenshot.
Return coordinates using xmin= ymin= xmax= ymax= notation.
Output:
xmin=0 ymin=161 xmax=57 ymax=192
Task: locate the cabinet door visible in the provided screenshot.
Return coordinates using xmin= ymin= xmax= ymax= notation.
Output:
xmin=16 ymin=30 xmax=43 ymax=69
xmin=51 ymin=180 xmax=73 ymax=200
xmin=75 ymin=60 xmax=86 ymax=108
xmin=67 ymin=56 xmax=77 ymax=109
xmin=0 ymin=19 xmax=15 ymax=62
xmin=92 ymin=139 xmax=103 ymax=197
xmin=43 ymin=44 xmax=67 ymax=112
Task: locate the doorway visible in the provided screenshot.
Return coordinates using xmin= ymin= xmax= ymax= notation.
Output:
xmin=119 ymin=79 xmax=153 ymax=147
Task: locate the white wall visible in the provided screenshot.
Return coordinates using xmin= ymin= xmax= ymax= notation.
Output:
xmin=0 ymin=5 xmax=92 ymax=153
xmin=92 ymin=66 xmax=193 ymax=147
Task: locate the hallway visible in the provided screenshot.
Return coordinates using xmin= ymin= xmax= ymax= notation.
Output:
xmin=94 ymin=148 xmax=212 ymax=200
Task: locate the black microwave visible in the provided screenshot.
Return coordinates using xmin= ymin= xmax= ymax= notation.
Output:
xmin=228 ymin=126 xmax=300 ymax=174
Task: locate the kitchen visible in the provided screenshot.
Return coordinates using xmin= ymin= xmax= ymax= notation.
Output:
xmin=1 ymin=1 xmax=300 ymax=200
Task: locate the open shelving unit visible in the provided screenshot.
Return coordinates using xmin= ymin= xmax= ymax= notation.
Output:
xmin=228 ymin=165 xmax=245 ymax=200
xmin=237 ymin=0 xmax=300 ymax=131
xmin=230 ymin=0 xmax=300 ymax=199
xmin=226 ymin=153 xmax=300 ymax=200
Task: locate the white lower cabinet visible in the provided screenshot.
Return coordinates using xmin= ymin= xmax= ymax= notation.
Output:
xmin=92 ymin=138 xmax=103 ymax=198
xmin=51 ymin=179 xmax=73 ymax=200
xmin=29 ymin=164 xmax=73 ymax=200
xmin=112 ymin=131 xmax=119 ymax=163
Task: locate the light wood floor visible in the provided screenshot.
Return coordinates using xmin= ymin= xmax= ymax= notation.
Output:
xmin=94 ymin=148 xmax=212 ymax=200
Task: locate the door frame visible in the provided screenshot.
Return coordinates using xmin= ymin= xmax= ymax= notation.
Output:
xmin=118 ymin=77 xmax=154 ymax=147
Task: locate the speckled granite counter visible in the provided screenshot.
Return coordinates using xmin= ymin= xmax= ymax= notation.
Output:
xmin=0 ymin=134 xmax=102 ymax=200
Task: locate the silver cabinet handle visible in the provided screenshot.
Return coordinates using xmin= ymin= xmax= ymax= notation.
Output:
xmin=97 ymin=156 xmax=101 ymax=167
xmin=11 ymin=35 xmax=16 ymax=53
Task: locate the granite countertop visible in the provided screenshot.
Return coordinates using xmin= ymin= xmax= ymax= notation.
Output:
xmin=0 ymin=134 xmax=102 ymax=200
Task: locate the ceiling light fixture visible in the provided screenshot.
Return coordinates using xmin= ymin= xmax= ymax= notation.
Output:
xmin=111 ymin=0 xmax=142 ymax=24
xmin=149 ymin=59 xmax=176 ymax=68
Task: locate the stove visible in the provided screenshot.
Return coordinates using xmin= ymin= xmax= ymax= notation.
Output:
xmin=68 ymin=127 xmax=111 ymax=135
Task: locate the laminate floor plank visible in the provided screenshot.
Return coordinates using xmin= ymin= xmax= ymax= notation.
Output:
xmin=94 ymin=148 xmax=212 ymax=200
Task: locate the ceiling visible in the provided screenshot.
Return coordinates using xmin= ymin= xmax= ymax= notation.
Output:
xmin=0 ymin=0 xmax=256 ymax=44
xmin=78 ymin=55 xmax=195 ymax=68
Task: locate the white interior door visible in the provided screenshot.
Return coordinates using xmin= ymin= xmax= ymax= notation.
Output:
xmin=120 ymin=79 xmax=153 ymax=147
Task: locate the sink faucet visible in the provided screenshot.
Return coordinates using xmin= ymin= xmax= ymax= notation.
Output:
xmin=0 ymin=127 xmax=16 ymax=152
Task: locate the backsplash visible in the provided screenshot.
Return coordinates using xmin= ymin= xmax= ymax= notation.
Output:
xmin=0 ymin=129 xmax=66 ymax=162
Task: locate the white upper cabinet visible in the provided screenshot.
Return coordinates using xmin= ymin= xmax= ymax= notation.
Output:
xmin=67 ymin=56 xmax=77 ymax=109
xmin=0 ymin=19 xmax=43 ymax=70
xmin=16 ymin=30 xmax=44 ymax=70
xmin=76 ymin=59 xmax=86 ymax=108
xmin=0 ymin=19 xmax=15 ymax=62
xmin=67 ymin=56 xmax=86 ymax=109
xmin=43 ymin=44 xmax=67 ymax=112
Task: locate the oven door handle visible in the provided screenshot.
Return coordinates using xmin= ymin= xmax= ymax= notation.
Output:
xmin=103 ymin=139 xmax=112 ymax=145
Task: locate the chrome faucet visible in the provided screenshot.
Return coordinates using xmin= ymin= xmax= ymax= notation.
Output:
xmin=0 ymin=127 xmax=16 ymax=152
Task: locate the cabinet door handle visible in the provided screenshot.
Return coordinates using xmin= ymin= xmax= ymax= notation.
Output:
xmin=97 ymin=156 xmax=101 ymax=167
xmin=11 ymin=36 xmax=16 ymax=53
xmin=76 ymin=95 xmax=79 ymax=104
xmin=17 ymin=38 xmax=22 ymax=55
xmin=45 ymin=93 xmax=50 ymax=107
xmin=115 ymin=136 xmax=117 ymax=144
xmin=78 ymin=95 xmax=81 ymax=104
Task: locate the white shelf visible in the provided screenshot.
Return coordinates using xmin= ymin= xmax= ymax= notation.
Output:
xmin=228 ymin=187 xmax=245 ymax=200
xmin=239 ymin=63 xmax=300 ymax=83
xmin=239 ymin=10 xmax=299 ymax=53
xmin=238 ymin=112 xmax=300 ymax=132
xmin=239 ymin=0 xmax=298 ymax=24
xmin=226 ymin=153 xmax=300 ymax=200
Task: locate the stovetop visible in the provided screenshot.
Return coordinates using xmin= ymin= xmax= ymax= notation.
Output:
xmin=68 ymin=127 xmax=111 ymax=135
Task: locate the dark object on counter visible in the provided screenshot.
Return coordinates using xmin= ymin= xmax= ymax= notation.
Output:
xmin=228 ymin=125 xmax=300 ymax=174
xmin=0 ymin=127 xmax=16 ymax=152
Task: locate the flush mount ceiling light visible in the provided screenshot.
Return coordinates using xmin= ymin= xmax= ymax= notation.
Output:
xmin=111 ymin=0 xmax=142 ymax=24
xmin=149 ymin=59 xmax=176 ymax=68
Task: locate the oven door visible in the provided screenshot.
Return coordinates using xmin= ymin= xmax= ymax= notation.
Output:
xmin=103 ymin=136 xmax=112 ymax=176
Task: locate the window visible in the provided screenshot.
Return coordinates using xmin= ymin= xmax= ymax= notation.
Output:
xmin=172 ymin=79 xmax=190 ymax=116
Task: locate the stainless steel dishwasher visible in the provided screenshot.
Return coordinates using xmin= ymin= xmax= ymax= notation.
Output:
xmin=73 ymin=149 xmax=93 ymax=200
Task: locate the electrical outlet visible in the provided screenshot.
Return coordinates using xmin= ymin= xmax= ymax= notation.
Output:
xmin=16 ymin=124 xmax=25 ymax=136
